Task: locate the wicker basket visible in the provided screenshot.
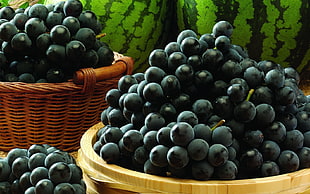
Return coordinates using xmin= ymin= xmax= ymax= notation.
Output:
xmin=0 ymin=53 xmax=134 ymax=152
xmin=77 ymin=122 xmax=310 ymax=194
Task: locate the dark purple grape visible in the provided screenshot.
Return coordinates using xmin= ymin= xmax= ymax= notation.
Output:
xmin=243 ymin=66 xmax=264 ymax=88
xmin=149 ymin=145 xmax=169 ymax=167
xmin=167 ymin=146 xmax=189 ymax=169
xmin=176 ymin=29 xmax=197 ymax=45
xmin=277 ymin=150 xmax=299 ymax=173
xmin=63 ymin=0 xmax=83 ymax=17
xmin=45 ymin=11 xmax=65 ymax=30
xmin=11 ymin=13 xmax=28 ymax=31
xmin=24 ymin=18 xmax=47 ymax=40
xmin=99 ymin=142 xmax=120 ymax=164
xmin=143 ymin=130 xmax=158 ymax=151
xmin=212 ymin=126 xmax=233 ymax=147
xmin=187 ymin=139 xmax=209 ymax=161
xmin=243 ymin=129 xmax=264 ymax=148
xmin=159 ymin=103 xmax=177 ymax=123
xmin=213 ymin=95 xmax=233 ymax=119
xmin=265 ymin=69 xmax=285 ymax=89
xmin=144 ymin=112 xmax=165 ymax=131
xmin=213 ymin=160 xmax=238 ymax=180
xmin=188 ymin=55 xmax=203 ymax=70
xmin=257 ymin=60 xmax=279 ymax=74
xmin=30 ymin=166 xmax=49 ymax=185
xmin=118 ymin=75 xmax=138 ymax=93
xmin=284 ymin=67 xmax=300 ymax=85
xmin=0 ymin=6 xmax=15 ymax=20
xmin=281 ymin=129 xmax=304 ymax=151
xmin=259 ymin=140 xmax=281 ymax=161
xmin=74 ymin=27 xmax=96 ymax=50
xmin=12 ymin=156 xmax=29 ymax=178
xmin=0 ymin=21 xmax=18 ymax=42
xmin=143 ymin=159 xmax=166 ymax=176
xmin=123 ymin=93 xmax=144 ymax=112
xmin=107 ymin=108 xmax=127 ymax=127
xmin=239 ymin=148 xmax=263 ymax=169
xmin=297 ymin=147 xmax=310 ymax=168
xmin=233 ymin=100 xmax=256 ymax=123
xmin=144 ymin=66 xmax=166 ymax=83
xmin=251 ymin=86 xmax=273 ymax=105
xmin=207 ymin=144 xmax=229 ymax=167
xmin=212 ymin=20 xmax=233 ymax=38
xmin=102 ymin=126 xmax=123 ymax=144
xmin=227 ymin=83 xmax=246 ymax=102
xmin=180 ymin=36 xmax=200 ymax=57
xmin=296 ymin=111 xmax=310 ymax=132
xmin=264 ymin=121 xmax=286 ymax=144
xmin=177 ymin=111 xmax=198 ymax=127
xmin=175 ymin=64 xmax=194 ymax=85
xmin=225 ymin=119 xmax=245 ymax=139
xmin=148 ymin=49 xmax=168 ymax=70
xmin=62 ymin=16 xmax=80 ymax=35
xmin=201 ymin=48 xmax=223 ymax=72
xmin=192 ymin=99 xmax=213 ymax=123
xmin=170 ymin=122 xmax=194 ymax=146
xmin=254 ymin=103 xmax=275 ymax=127
xmin=143 ymin=82 xmax=166 ymax=103
xmin=164 ymin=42 xmax=180 ymax=56
xmin=28 ymin=4 xmax=48 ymax=20
xmin=191 ymin=160 xmax=214 ymax=180
xmin=167 ymin=51 xmax=187 ymax=72
xmin=275 ymin=86 xmax=296 ymax=106
xmin=261 ymin=161 xmax=280 ymax=177
xmin=133 ymin=146 xmax=148 ymax=165
xmin=122 ymin=130 xmax=143 ymax=152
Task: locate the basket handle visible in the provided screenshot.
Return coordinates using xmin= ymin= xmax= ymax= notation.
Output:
xmin=73 ymin=56 xmax=134 ymax=85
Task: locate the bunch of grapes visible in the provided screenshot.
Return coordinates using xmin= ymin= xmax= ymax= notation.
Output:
xmin=0 ymin=0 xmax=114 ymax=83
xmin=0 ymin=144 xmax=86 ymax=193
xmin=94 ymin=20 xmax=310 ymax=180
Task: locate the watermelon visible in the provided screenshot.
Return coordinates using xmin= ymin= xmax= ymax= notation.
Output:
xmin=176 ymin=0 xmax=310 ymax=77
xmin=78 ymin=0 xmax=174 ymax=73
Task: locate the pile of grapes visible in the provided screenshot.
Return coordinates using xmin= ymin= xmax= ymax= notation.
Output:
xmin=0 ymin=144 xmax=85 ymax=193
xmin=0 ymin=0 xmax=114 ymax=83
xmin=95 ymin=20 xmax=310 ymax=180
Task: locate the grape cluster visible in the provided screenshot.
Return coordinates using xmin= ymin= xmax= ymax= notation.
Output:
xmin=0 ymin=144 xmax=86 ymax=193
xmin=94 ymin=20 xmax=310 ymax=180
xmin=0 ymin=0 xmax=114 ymax=83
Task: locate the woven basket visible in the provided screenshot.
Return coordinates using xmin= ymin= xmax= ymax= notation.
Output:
xmin=0 ymin=53 xmax=134 ymax=152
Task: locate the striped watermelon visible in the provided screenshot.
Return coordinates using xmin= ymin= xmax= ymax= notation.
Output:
xmin=78 ymin=0 xmax=174 ymax=73
xmin=176 ymin=0 xmax=310 ymax=77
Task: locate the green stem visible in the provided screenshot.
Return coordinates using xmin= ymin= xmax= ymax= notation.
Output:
xmin=211 ymin=119 xmax=225 ymax=131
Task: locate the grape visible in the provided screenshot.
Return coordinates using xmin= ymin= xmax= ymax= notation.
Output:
xmin=176 ymin=29 xmax=197 ymax=45
xmin=212 ymin=126 xmax=233 ymax=147
xmin=233 ymin=100 xmax=256 ymax=123
xmin=281 ymin=129 xmax=304 ymax=151
xmin=156 ymin=126 xmax=173 ymax=147
xmin=265 ymin=69 xmax=285 ymax=89
xmin=62 ymin=16 xmax=80 ymax=35
xmin=105 ymin=88 xmax=121 ymax=108
xmin=133 ymin=146 xmax=148 ymax=165
xmin=191 ymin=160 xmax=214 ymax=180
xmin=170 ymin=122 xmax=194 ymax=146
xmin=63 ymin=0 xmax=83 ymax=17
xmin=27 ymin=144 xmax=48 ymax=157
xmin=97 ymin=46 xmax=114 ymax=67
xmin=48 ymin=162 xmax=72 ymax=184
xmin=122 ymin=130 xmax=143 ymax=152
xmin=188 ymin=55 xmax=203 ymax=71
xmin=0 ymin=21 xmax=18 ymax=42
xmin=297 ymin=147 xmax=310 ymax=168
xmin=201 ymin=48 xmax=223 ymax=72
xmin=30 ymin=166 xmax=49 ymax=185
xmin=187 ymin=139 xmax=209 ymax=161
xmin=148 ymin=49 xmax=168 ymax=70
xmin=107 ymin=108 xmax=127 ymax=127
xmin=264 ymin=121 xmax=286 ymax=144
xmin=207 ymin=144 xmax=229 ymax=167
xmin=45 ymin=11 xmax=65 ymax=30
xmin=11 ymin=13 xmax=28 ymax=31
xmin=0 ymin=6 xmax=15 ymax=20
xmin=192 ymin=99 xmax=213 ymax=123
xmin=243 ymin=66 xmax=264 ymax=88
xmin=160 ymin=75 xmax=181 ymax=98
xmin=194 ymin=69 xmax=213 ymax=89
xmin=214 ymin=160 xmax=238 ymax=180
xmin=261 ymin=161 xmax=280 ymax=177
xmin=167 ymin=51 xmax=187 ymax=72
xmin=193 ymin=124 xmax=212 ymax=142
xmin=213 ymin=95 xmax=233 ymax=119
xmin=35 ymin=179 xmax=54 ymax=194
xmin=28 ymin=152 xmax=47 ymax=170
xmin=144 ymin=66 xmax=166 ymax=83
xmin=225 ymin=119 xmax=245 ymax=139
xmin=74 ymin=27 xmax=96 ymax=50
xmin=78 ymin=10 xmax=97 ymax=31
xmin=259 ymin=140 xmax=281 ymax=161
xmin=254 ymin=103 xmax=275 ymax=127
xmin=149 ymin=145 xmax=169 ymax=167
xmin=240 ymin=148 xmax=263 ymax=169
xmin=180 ymin=36 xmax=200 ymax=57
xmin=171 ymin=93 xmax=191 ymax=112
xmin=143 ymin=159 xmax=165 ymax=176
xmin=275 ymin=86 xmax=296 ymax=106
xmin=65 ymin=40 xmax=86 ymax=62
xmin=123 ymin=93 xmax=144 ymax=112
xmin=177 ymin=111 xmax=198 ymax=127
xmin=159 ymin=103 xmax=177 ymax=123
xmin=296 ymin=111 xmax=310 ymax=132
xmin=167 ymin=146 xmax=189 ymax=169
xmin=24 ymin=17 xmax=47 ymax=40
xmin=143 ymin=130 xmax=158 ymax=151
xmin=277 ymin=150 xmax=299 ymax=173
xmin=144 ymin=112 xmax=165 ymax=131
xmin=143 ymin=82 xmax=166 ymax=103
xmin=212 ymin=21 xmax=233 ymax=38
xmin=175 ymin=64 xmax=194 ymax=85
xmin=243 ymin=129 xmax=264 ymax=148
xmin=6 ymin=148 xmax=28 ymax=166
xmin=12 ymin=156 xmax=29 ymax=178
xmin=102 ymin=126 xmax=123 ymax=144
xmin=227 ymin=83 xmax=246 ymax=102
xmin=0 ymin=159 xmax=10 ymax=181
xmin=68 ymin=164 xmax=83 ymax=183
xmin=53 ymin=183 xmax=75 ymax=194
xmin=215 ymin=35 xmax=231 ymax=52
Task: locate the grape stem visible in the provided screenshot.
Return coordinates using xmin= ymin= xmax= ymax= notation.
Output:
xmin=96 ymin=33 xmax=107 ymax=39
xmin=246 ymin=89 xmax=255 ymax=101
xmin=211 ymin=119 xmax=225 ymax=131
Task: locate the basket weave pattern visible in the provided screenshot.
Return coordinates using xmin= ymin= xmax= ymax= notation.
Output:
xmin=0 ymin=53 xmax=134 ymax=152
